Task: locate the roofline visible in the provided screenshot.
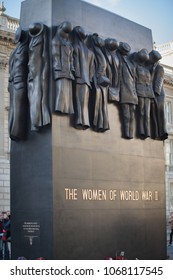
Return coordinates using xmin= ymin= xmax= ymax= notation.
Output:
xmin=1 ymin=13 xmax=19 ymax=22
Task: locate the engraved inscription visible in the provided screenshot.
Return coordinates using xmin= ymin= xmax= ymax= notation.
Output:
xmin=64 ymin=188 xmax=159 ymax=201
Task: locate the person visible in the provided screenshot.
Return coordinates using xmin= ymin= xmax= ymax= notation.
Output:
xmin=114 ymin=250 xmax=127 ymax=260
xmin=168 ymin=212 xmax=173 ymax=246
xmin=2 ymin=213 xmax=11 ymax=259
xmin=0 ymin=213 xmax=4 ymax=259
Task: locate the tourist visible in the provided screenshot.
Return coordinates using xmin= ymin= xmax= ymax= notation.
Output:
xmin=2 ymin=212 xmax=11 ymax=259
xmin=0 ymin=213 xmax=4 ymax=259
xmin=168 ymin=212 xmax=173 ymax=246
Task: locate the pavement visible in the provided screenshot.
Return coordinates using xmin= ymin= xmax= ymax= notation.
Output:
xmin=167 ymin=243 xmax=173 ymax=260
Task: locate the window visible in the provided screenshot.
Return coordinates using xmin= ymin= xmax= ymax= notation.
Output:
xmin=166 ymin=101 xmax=172 ymax=124
xmin=170 ymin=182 xmax=173 ymax=211
xmin=164 ymin=140 xmax=173 ymax=166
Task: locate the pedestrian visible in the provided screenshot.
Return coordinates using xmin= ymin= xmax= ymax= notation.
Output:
xmin=2 ymin=213 xmax=11 ymax=259
xmin=0 ymin=213 xmax=4 ymax=259
xmin=168 ymin=212 xmax=173 ymax=246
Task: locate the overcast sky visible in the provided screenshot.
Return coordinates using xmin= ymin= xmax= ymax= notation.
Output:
xmin=3 ymin=0 xmax=173 ymax=45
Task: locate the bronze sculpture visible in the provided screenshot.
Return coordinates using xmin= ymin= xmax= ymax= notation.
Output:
xmin=103 ymin=38 xmax=120 ymax=102
xmin=8 ymin=27 xmax=29 ymax=141
xmin=117 ymin=42 xmax=138 ymax=139
xmin=147 ymin=50 xmax=168 ymax=140
xmin=8 ymin=21 xmax=168 ymax=141
xmin=71 ymin=26 xmax=94 ymax=129
xmin=28 ymin=22 xmax=51 ymax=131
xmin=135 ymin=48 xmax=155 ymax=139
xmin=52 ymin=21 xmax=75 ymax=114
xmin=87 ymin=33 xmax=110 ymax=132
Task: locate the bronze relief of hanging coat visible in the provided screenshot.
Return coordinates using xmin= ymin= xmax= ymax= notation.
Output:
xmin=118 ymin=42 xmax=138 ymax=139
xmin=52 ymin=21 xmax=75 ymax=114
xmin=148 ymin=50 xmax=168 ymax=140
xmin=8 ymin=27 xmax=29 ymax=141
xmin=103 ymin=38 xmax=121 ymax=102
xmin=86 ymin=33 xmax=111 ymax=132
xmin=135 ymin=49 xmax=155 ymax=138
xmin=28 ymin=22 xmax=50 ymax=131
xmin=71 ymin=26 xmax=95 ymax=129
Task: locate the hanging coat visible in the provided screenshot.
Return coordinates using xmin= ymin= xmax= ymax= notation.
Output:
xmin=72 ymin=28 xmax=95 ymax=129
xmin=8 ymin=34 xmax=29 ymax=141
xmin=28 ymin=23 xmax=50 ymax=130
xmin=52 ymin=25 xmax=75 ymax=114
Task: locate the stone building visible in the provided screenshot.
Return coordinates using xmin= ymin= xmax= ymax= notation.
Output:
xmin=156 ymin=41 xmax=173 ymax=221
xmin=0 ymin=3 xmax=19 ymax=212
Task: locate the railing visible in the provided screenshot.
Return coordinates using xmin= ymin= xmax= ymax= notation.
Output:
xmin=161 ymin=64 xmax=173 ymax=85
xmin=156 ymin=41 xmax=173 ymax=54
xmin=0 ymin=14 xmax=19 ymax=32
xmin=7 ymin=18 xmax=19 ymax=31
xmin=162 ymin=64 xmax=173 ymax=76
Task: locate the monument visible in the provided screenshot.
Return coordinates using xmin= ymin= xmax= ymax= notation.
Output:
xmin=10 ymin=0 xmax=167 ymax=260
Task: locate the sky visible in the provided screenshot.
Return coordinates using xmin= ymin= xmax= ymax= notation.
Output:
xmin=2 ymin=0 xmax=173 ymax=45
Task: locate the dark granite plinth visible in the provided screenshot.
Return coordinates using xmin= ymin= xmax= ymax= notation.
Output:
xmin=10 ymin=0 xmax=166 ymax=260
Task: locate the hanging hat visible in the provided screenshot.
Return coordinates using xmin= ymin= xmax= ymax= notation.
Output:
xmin=118 ymin=42 xmax=131 ymax=54
xmin=149 ymin=50 xmax=162 ymax=62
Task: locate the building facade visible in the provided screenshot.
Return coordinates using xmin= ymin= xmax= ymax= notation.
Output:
xmin=0 ymin=3 xmax=19 ymax=212
xmin=164 ymin=65 xmax=173 ymax=218
xmin=156 ymin=41 xmax=173 ymax=228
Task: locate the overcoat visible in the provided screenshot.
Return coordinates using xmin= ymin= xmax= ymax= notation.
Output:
xmin=8 ymin=37 xmax=28 ymax=140
xmin=28 ymin=23 xmax=50 ymax=130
